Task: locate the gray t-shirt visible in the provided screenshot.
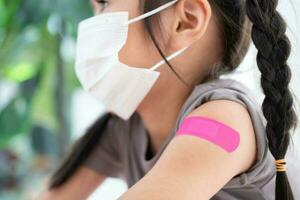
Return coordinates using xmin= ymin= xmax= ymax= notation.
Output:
xmin=83 ymin=78 xmax=279 ymax=199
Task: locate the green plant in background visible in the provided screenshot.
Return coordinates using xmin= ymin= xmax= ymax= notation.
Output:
xmin=0 ymin=0 xmax=93 ymax=198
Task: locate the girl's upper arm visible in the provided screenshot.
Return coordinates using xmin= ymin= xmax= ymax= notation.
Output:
xmin=118 ymin=99 xmax=257 ymax=200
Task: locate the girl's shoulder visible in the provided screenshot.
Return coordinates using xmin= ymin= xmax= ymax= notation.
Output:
xmin=173 ymin=78 xmax=276 ymax=192
xmin=180 ymin=78 xmax=263 ymax=118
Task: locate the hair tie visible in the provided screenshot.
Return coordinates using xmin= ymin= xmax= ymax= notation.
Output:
xmin=275 ymin=158 xmax=286 ymax=172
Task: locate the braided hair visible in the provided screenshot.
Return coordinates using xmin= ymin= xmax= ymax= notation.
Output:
xmin=246 ymin=0 xmax=298 ymax=199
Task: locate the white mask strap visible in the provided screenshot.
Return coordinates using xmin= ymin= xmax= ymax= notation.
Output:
xmin=150 ymin=46 xmax=189 ymax=71
xmin=126 ymin=0 xmax=178 ymax=25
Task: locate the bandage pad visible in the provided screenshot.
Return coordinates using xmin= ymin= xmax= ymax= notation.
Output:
xmin=176 ymin=116 xmax=240 ymax=152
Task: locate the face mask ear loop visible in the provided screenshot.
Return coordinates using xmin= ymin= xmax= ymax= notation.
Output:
xmin=124 ymin=0 xmax=178 ymax=25
xmin=150 ymin=46 xmax=189 ymax=71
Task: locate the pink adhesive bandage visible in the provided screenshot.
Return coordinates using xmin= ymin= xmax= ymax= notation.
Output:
xmin=176 ymin=116 xmax=240 ymax=152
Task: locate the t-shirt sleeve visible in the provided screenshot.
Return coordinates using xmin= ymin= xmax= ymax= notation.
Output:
xmin=177 ymin=80 xmax=275 ymax=189
xmin=83 ymin=115 xmax=125 ymax=179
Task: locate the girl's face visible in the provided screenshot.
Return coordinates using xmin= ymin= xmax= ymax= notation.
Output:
xmin=91 ymin=0 xmax=170 ymax=71
xmin=90 ymin=0 xmax=220 ymax=86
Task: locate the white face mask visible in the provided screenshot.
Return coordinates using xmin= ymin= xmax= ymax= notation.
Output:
xmin=75 ymin=0 xmax=188 ymax=120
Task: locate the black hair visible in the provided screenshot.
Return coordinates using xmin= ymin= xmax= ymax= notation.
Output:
xmin=47 ymin=1 xmax=298 ymax=200
xmin=245 ymin=1 xmax=298 ymax=199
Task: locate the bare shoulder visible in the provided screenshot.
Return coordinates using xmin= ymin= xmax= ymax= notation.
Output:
xmin=185 ymin=99 xmax=257 ymax=174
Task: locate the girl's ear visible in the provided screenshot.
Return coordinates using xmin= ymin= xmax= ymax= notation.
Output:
xmin=169 ymin=0 xmax=211 ymax=49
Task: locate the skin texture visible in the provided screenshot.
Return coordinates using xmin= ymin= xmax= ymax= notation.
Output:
xmin=38 ymin=0 xmax=257 ymax=199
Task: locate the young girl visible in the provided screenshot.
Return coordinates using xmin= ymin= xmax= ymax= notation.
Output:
xmin=39 ymin=0 xmax=298 ymax=199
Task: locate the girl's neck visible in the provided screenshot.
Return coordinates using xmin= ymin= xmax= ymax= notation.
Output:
xmin=136 ymin=76 xmax=194 ymax=155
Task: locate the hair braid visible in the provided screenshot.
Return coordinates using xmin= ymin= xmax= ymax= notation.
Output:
xmin=245 ymin=0 xmax=298 ymax=199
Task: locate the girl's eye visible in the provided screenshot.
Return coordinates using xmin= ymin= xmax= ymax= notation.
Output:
xmin=94 ymin=0 xmax=108 ymax=7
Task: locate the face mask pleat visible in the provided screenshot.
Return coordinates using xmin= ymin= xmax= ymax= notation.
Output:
xmin=76 ymin=55 xmax=119 ymax=91
xmin=76 ymin=24 xmax=128 ymax=61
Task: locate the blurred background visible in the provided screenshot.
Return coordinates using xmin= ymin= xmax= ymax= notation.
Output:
xmin=0 ymin=0 xmax=299 ymax=199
